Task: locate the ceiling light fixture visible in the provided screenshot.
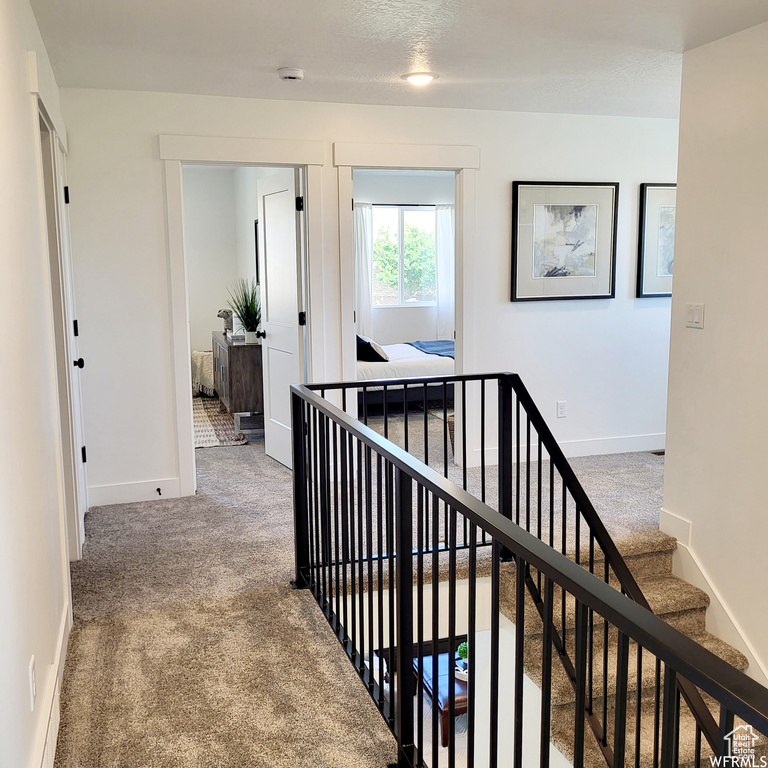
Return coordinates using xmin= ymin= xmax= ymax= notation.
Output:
xmin=402 ymin=72 xmax=438 ymax=86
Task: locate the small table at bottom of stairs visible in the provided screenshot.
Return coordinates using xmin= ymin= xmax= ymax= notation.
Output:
xmin=413 ymin=652 xmax=468 ymax=747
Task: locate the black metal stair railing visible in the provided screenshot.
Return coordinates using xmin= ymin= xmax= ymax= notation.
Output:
xmin=291 ymin=374 xmax=768 ymax=768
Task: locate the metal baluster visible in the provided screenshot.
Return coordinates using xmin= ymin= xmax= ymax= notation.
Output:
xmin=490 ymin=539 xmax=501 ymax=768
xmin=526 ymin=415 xmax=531 ymax=532
xmin=338 ymin=418 xmax=349 ymax=633
xmin=366 ymin=445 xmax=374 ymax=692
xmin=348 ymin=433 xmax=357 ymax=656
xmin=718 ymin=705 xmax=735 ymax=760
xmin=394 ymin=468 xmax=415 ymax=766
xmin=660 ymin=666 xmax=678 ymax=768
xmin=513 ymin=556 xmax=526 ymax=768
xmin=403 ymin=383 xmax=409 ymax=454
xmin=416 ymin=485 xmax=425 ymax=762
xmin=422 ymin=383 xmax=429 ymax=468
xmin=540 ymin=576 xmax=555 ymax=768
xmin=376 ymin=453 xmax=385 ymax=712
xmin=357 ymin=438 xmax=365 ymax=674
xmin=448 ymin=507 xmax=458 ymax=768
xmin=614 ymin=631 xmax=630 ymax=767
xmin=467 ymin=521 xmax=478 ymax=768
xmin=635 ymin=645 xmax=642 ymax=768
xmin=332 ymin=421 xmax=341 ymax=629
xmin=574 ymin=600 xmax=589 ymax=768
xmin=654 ymin=657 xmax=661 ymax=768
xmin=386 ymin=461 xmax=395 ymax=727
xmin=462 ymin=380 xmax=468 ymax=493
xmin=443 ymin=382 xmax=449 ymax=478
xmin=432 ymin=493 xmax=440 ymax=763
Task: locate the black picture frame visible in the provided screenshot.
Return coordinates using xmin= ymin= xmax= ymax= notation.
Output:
xmin=636 ymin=183 xmax=676 ymax=298
xmin=511 ymin=181 xmax=619 ymax=302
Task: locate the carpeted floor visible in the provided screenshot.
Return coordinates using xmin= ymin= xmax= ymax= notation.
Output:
xmin=56 ymin=419 xmax=665 ymax=768
xmin=55 ymin=438 xmax=397 ymax=768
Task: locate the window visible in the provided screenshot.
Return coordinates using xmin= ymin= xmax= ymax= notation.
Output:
xmin=371 ymin=205 xmax=437 ymax=306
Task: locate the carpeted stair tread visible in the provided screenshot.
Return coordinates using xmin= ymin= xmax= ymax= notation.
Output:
xmin=549 ymin=686 xmax=767 ymax=768
xmin=499 ymin=572 xmax=709 ymax=639
xmin=523 ymin=629 xmax=748 ymax=709
xmin=636 ymin=574 xmax=710 ymax=617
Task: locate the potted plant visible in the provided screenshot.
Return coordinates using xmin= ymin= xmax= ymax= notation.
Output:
xmin=227 ymin=278 xmax=261 ymax=344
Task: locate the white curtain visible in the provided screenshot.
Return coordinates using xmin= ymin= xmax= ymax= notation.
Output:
xmin=435 ymin=204 xmax=455 ymax=340
xmin=353 ymin=203 xmax=373 ymax=337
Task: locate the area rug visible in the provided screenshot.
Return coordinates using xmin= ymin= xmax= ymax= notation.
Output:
xmin=192 ymin=396 xmax=247 ymax=448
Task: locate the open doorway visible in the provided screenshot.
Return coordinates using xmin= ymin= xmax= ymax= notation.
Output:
xmin=352 ymin=169 xmax=456 ymax=416
xmin=180 ymin=164 xmax=307 ymax=479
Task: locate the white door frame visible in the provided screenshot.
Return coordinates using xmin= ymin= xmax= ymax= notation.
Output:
xmin=38 ymin=104 xmax=88 ymax=560
xmin=160 ymin=135 xmax=325 ymax=497
xmin=333 ymin=142 xmax=479 ymax=385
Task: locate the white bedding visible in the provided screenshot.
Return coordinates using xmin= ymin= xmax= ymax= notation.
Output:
xmin=357 ymin=343 xmax=454 ymax=382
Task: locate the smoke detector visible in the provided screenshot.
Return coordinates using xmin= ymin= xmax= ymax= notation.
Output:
xmin=277 ymin=67 xmax=304 ymax=81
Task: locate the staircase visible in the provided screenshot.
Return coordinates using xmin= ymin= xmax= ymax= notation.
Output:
xmin=499 ymin=528 xmax=750 ymax=767
xmin=292 ymin=372 xmax=768 ymax=768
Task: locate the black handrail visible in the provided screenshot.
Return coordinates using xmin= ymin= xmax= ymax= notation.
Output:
xmin=505 ymin=373 xmax=721 ymax=750
xmin=292 ymin=380 xmax=768 ymax=734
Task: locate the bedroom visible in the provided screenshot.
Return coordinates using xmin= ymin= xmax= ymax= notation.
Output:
xmin=353 ymin=169 xmax=457 ymax=408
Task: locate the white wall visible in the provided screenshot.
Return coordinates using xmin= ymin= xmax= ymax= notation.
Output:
xmin=234 ymin=167 xmax=259 ymax=286
xmin=0 ymin=0 xmax=71 ymax=764
xmin=60 ymin=88 xmax=678 ymax=500
xmin=662 ymin=21 xmax=768 ymax=675
xmin=182 ymin=166 xmax=239 ymax=352
xmin=354 ymin=170 xmax=455 ymax=344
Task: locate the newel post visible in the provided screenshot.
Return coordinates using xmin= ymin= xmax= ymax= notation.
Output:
xmin=291 ymin=389 xmax=311 ymax=590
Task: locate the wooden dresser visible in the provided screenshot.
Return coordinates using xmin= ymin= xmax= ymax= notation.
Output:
xmin=211 ymin=331 xmax=264 ymax=414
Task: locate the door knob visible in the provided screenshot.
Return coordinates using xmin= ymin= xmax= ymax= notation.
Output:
xmin=73 ymin=358 xmax=85 ymax=369
xmin=256 ymin=330 xmax=266 ymax=339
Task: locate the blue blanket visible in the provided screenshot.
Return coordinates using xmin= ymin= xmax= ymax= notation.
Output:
xmin=405 ymin=340 xmax=455 ymax=359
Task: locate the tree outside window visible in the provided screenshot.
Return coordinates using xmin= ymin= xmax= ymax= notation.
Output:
xmin=371 ymin=206 xmax=436 ymax=306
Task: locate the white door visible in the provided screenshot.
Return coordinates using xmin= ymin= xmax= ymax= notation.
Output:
xmin=258 ymin=168 xmax=304 ymax=468
xmin=55 ymin=140 xmax=88 ymax=549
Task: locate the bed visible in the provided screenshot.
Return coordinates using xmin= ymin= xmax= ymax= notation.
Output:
xmin=356 ymin=339 xmax=455 ymax=410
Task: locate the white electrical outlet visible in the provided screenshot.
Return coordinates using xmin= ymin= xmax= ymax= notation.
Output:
xmin=557 ymin=401 xmax=567 ymax=419
xmin=29 ymin=656 xmax=36 ymax=712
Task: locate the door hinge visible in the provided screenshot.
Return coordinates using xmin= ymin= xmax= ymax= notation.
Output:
xmin=81 ymin=446 xmax=87 ymax=463
xmin=73 ymin=319 xmax=79 ymax=337
xmin=64 ymin=186 xmax=70 ymax=204
xmin=295 ymin=196 xmax=304 ymax=212
xmin=298 ymin=311 xmax=306 ymax=326
xmin=352 ymin=198 xmax=354 ymax=211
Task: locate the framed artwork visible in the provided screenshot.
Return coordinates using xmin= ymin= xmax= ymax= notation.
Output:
xmin=637 ymin=183 xmax=676 ymax=297
xmin=511 ymin=181 xmax=619 ymax=301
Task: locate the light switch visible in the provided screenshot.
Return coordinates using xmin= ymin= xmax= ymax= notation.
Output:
xmin=685 ymin=303 xmax=705 ymax=329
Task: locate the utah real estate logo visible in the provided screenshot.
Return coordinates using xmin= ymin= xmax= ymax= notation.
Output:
xmin=710 ymin=724 xmax=766 ymax=767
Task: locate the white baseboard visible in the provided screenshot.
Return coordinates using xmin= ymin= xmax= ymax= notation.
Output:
xmin=29 ymin=601 xmax=70 ymax=768
xmin=87 ymin=477 xmax=182 ymax=506
xmin=660 ymin=507 xmax=768 ymax=687
xmin=468 ymin=433 xmax=666 ymax=467
xmin=559 ymin=433 xmax=665 ymax=458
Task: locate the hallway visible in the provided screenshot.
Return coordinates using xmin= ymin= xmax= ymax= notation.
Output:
xmin=56 ymin=441 xmax=396 ymax=768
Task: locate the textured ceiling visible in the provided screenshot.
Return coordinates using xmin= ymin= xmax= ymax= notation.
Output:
xmin=30 ymin=0 xmax=768 ymax=118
